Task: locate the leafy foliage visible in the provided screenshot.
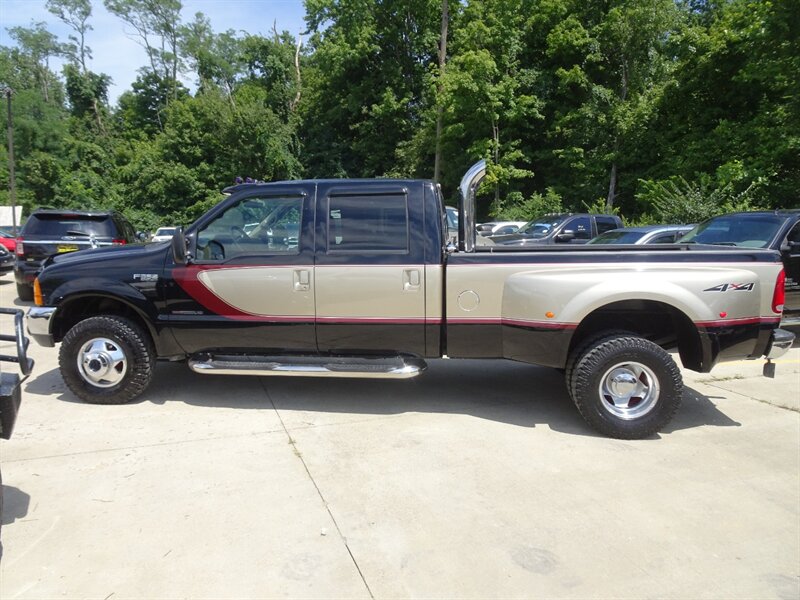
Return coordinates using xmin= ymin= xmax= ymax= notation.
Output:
xmin=637 ymin=176 xmax=766 ymax=224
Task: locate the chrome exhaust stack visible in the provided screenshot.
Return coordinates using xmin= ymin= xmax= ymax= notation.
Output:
xmin=458 ymin=159 xmax=487 ymax=253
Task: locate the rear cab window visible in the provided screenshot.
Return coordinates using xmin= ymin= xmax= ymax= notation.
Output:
xmin=327 ymin=194 xmax=409 ymax=253
xmin=595 ymin=216 xmax=620 ymax=235
xmin=22 ymin=214 xmax=115 ymax=237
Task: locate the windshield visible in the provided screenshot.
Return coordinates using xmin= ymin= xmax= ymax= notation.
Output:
xmin=155 ymin=228 xmax=176 ymax=236
xmin=588 ymin=230 xmax=645 ymax=244
xmin=679 ymin=215 xmax=783 ymax=248
xmin=518 ymin=215 xmax=568 ymax=238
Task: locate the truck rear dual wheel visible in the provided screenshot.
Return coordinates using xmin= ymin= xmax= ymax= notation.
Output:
xmin=59 ymin=316 xmax=155 ymax=405
xmin=568 ymin=334 xmax=682 ymax=439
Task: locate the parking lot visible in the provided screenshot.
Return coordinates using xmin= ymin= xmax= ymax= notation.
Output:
xmin=1 ymin=277 xmax=798 ymax=599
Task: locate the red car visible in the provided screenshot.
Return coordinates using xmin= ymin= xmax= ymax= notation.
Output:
xmin=0 ymin=231 xmax=15 ymax=253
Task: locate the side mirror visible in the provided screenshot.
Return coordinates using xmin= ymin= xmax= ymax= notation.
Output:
xmin=556 ymin=230 xmax=575 ymax=243
xmin=172 ymin=226 xmax=187 ymax=264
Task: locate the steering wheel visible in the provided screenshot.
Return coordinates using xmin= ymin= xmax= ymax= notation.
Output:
xmin=231 ymin=225 xmax=246 ymax=242
xmin=205 ymin=240 xmax=225 ymax=260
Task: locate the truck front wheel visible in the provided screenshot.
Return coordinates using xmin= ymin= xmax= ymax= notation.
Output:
xmin=568 ymin=334 xmax=682 ymax=439
xmin=59 ymin=316 xmax=155 ymax=405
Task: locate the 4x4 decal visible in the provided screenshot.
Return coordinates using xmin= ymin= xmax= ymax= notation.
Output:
xmin=704 ymin=282 xmax=755 ymax=292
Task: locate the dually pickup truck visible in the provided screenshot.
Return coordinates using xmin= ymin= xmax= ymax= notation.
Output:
xmin=26 ymin=161 xmax=794 ymax=438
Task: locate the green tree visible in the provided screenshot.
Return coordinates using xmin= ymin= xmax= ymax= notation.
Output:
xmin=300 ymin=0 xmax=441 ymax=178
xmin=533 ymin=0 xmax=681 ymax=212
xmin=46 ymin=0 xmax=109 ymax=134
xmin=652 ymin=0 xmax=799 ymax=208
xmin=104 ymin=0 xmax=184 ymax=123
xmin=180 ymin=13 xmax=244 ymax=102
xmin=441 ymin=0 xmax=541 ymax=215
xmin=6 ymin=22 xmax=64 ymax=102
xmin=46 ymin=0 xmax=93 ymax=71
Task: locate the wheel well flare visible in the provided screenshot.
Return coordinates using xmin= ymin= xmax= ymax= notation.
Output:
xmin=53 ymin=296 xmax=153 ymax=345
xmin=569 ymin=300 xmax=702 ymax=371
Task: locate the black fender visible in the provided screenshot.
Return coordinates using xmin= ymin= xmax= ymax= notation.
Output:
xmin=48 ymin=278 xmax=182 ymax=357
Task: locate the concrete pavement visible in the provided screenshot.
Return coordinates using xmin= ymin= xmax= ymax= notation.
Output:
xmin=1 ymin=277 xmax=798 ymax=599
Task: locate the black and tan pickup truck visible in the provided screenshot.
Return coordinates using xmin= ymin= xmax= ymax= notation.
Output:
xmin=26 ymin=161 xmax=794 ymax=438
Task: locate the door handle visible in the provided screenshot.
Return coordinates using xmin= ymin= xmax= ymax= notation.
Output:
xmin=403 ymin=269 xmax=420 ymax=291
xmin=294 ymin=269 xmax=310 ymax=292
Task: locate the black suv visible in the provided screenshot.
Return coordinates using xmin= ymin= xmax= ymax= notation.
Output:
xmin=679 ymin=210 xmax=800 ymax=325
xmin=492 ymin=213 xmax=623 ymax=246
xmin=14 ymin=209 xmax=140 ymax=301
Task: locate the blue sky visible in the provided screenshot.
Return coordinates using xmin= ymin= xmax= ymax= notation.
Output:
xmin=0 ymin=0 xmax=308 ymax=103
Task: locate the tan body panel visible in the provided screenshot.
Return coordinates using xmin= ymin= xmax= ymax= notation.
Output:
xmin=197 ymin=266 xmax=313 ymax=318
xmin=446 ymin=261 xmax=783 ymax=325
xmin=314 ymin=265 xmax=425 ymax=321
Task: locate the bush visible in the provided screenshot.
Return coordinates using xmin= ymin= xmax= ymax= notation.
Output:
xmin=636 ymin=176 xmax=766 ymax=224
xmin=491 ymin=188 xmax=563 ymax=221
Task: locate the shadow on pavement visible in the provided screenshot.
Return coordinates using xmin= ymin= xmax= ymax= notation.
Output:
xmin=25 ymin=358 xmax=742 ymax=438
xmin=663 ymin=386 xmax=741 ymax=432
xmin=1 ymin=484 xmax=31 ymax=526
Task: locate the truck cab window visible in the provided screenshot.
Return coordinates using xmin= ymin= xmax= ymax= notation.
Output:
xmin=327 ymin=194 xmax=409 ymax=253
xmin=196 ymin=196 xmax=303 ymax=260
xmin=596 ymin=216 xmax=619 ymax=235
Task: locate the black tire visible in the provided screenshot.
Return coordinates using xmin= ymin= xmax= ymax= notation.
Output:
xmin=564 ymin=330 xmax=632 ymax=400
xmin=59 ymin=315 xmax=155 ymax=405
xmin=15 ymin=283 xmax=33 ymax=302
xmin=569 ymin=334 xmax=682 ymax=439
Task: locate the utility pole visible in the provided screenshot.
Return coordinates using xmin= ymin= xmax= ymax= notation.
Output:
xmin=3 ymin=86 xmax=18 ymax=236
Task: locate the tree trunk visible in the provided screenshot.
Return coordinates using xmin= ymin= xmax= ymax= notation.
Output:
xmin=92 ymin=98 xmax=107 ymax=135
xmin=606 ymin=161 xmax=617 ymax=210
xmin=493 ymin=120 xmax=500 ymax=207
xmin=433 ymin=0 xmax=448 ymax=183
xmin=606 ymin=60 xmax=628 ymax=210
xmin=290 ymin=35 xmax=302 ymax=113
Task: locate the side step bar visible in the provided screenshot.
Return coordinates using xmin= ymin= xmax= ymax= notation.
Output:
xmin=188 ymin=354 xmax=427 ymax=379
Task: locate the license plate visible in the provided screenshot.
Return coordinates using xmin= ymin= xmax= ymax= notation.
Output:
xmin=57 ymin=244 xmax=79 ymax=253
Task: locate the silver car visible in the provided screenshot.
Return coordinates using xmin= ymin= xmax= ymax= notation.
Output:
xmin=588 ymin=224 xmax=695 ymax=245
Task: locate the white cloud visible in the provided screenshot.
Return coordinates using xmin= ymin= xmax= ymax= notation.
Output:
xmin=0 ymin=0 xmax=306 ymax=104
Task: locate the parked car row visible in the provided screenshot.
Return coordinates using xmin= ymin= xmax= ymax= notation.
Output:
xmin=474 ymin=209 xmax=798 ymax=323
xmin=478 ymin=213 xmax=624 ymax=245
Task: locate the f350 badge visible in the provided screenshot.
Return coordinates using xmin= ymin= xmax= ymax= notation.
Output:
xmin=704 ymin=282 xmax=754 ymax=292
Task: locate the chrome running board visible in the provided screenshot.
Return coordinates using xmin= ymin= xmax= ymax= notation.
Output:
xmin=188 ymin=354 xmax=427 ymax=379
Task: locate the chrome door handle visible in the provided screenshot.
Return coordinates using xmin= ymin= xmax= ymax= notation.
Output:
xmin=294 ymin=269 xmax=310 ymax=291
xmin=403 ymin=269 xmax=420 ymax=291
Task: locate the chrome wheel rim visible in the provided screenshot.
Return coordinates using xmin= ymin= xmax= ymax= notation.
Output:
xmin=598 ymin=361 xmax=660 ymax=420
xmin=77 ymin=337 xmax=128 ymax=388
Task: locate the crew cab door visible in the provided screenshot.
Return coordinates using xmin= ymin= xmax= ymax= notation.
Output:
xmin=166 ymin=184 xmax=316 ymax=354
xmin=314 ymin=182 xmax=427 ymax=356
